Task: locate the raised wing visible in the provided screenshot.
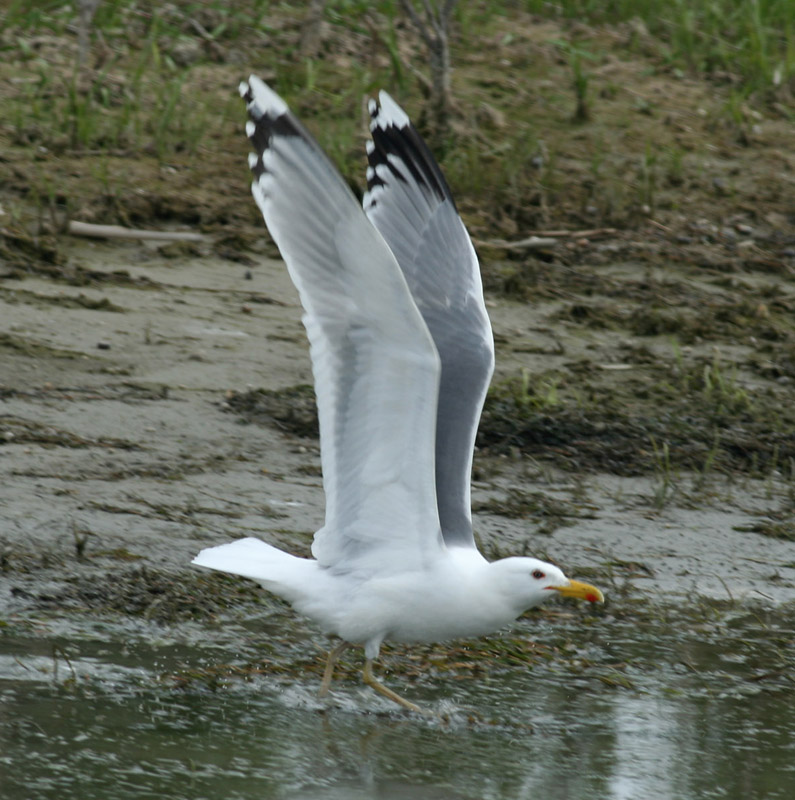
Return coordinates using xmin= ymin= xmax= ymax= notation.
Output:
xmin=241 ymin=77 xmax=444 ymax=574
xmin=364 ymin=92 xmax=495 ymax=550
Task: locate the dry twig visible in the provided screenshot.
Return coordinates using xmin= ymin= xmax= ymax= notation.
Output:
xmin=399 ymin=0 xmax=458 ymax=144
xmin=474 ymin=227 xmax=617 ymax=250
xmin=67 ymin=221 xmax=205 ymax=242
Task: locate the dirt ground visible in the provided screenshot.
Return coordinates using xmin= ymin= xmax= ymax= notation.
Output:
xmin=1 ymin=5 xmax=795 ymax=630
xmin=1 ymin=236 xmax=793 ymax=624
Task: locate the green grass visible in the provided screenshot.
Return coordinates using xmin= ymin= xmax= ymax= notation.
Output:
xmin=520 ymin=0 xmax=795 ymax=94
xmin=1 ymin=0 xmax=792 ymax=240
xmin=487 ymin=369 xmax=563 ymax=417
xmin=650 ymin=437 xmax=677 ymax=509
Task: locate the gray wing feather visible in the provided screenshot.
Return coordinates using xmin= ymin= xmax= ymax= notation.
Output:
xmin=241 ymin=77 xmax=444 ymax=574
xmin=364 ymin=92 xmax=495 ymax=549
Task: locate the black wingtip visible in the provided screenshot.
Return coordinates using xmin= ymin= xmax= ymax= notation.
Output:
xmin=366 ymin=92 xmax=455 ymax=210
xmin=241 ymin=77 xmax=314 ymax=182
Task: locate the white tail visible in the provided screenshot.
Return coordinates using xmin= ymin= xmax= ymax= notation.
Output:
xmin=192 ymin=537 xmax=302 ymax=585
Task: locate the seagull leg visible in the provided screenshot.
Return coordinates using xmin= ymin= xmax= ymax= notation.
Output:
xmin=318 ymin=641 xmax=350 ymax=698
xmin=362 ymin=659 xmax=424 ymax=714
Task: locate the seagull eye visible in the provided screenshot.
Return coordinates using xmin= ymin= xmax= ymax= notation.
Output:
xmin=532 ymin=570 xmax=546 ymax=580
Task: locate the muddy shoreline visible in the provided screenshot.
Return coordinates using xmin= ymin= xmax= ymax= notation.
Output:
xmin=2 ymin=239 xmax=794 ymax=634
xmin=1 ymin=1 xmax=794 ymax=654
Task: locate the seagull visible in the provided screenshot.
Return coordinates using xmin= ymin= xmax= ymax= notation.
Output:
xmin=192 ymin=76 xmax=604 ymax=713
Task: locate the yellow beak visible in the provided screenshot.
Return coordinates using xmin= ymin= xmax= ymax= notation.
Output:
xmin=550 ymin=579 xmax=604 ymax=604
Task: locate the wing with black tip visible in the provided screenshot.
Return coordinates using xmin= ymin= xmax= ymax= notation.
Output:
xmin=364 ymin=93 xmax=495 ymax=550
xmin=241 ymin=77 xmax=445 ymax=573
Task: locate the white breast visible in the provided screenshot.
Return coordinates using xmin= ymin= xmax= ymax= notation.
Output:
xmin=330 ymin=548 xmax=519 ymax=646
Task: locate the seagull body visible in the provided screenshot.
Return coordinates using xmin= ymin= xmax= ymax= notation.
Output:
xmin=193 ymin=77 xmax=603 ymax=711
xmin=196 ymin=539 xmax=575 ymax=653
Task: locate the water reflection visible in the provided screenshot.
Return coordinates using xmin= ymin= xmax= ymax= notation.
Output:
xmin=1 ymin=605 xmax=793 ymax=800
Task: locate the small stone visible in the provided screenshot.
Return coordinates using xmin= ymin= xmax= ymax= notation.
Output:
xmin=170 ymin=39 xmax=202 ymax=67
xmin=97 ymin=341 xmax=111 ymax=350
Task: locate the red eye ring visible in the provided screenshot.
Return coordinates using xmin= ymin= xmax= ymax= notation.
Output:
xmin=532 ymin=569 xmax=546 ymax=580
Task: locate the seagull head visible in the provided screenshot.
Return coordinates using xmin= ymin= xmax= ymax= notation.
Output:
xmin=491 ymin=556 xmax=605 ymax=613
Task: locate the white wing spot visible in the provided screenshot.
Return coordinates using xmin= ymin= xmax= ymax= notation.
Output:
xmin=376 ymin=91 xmax=410 ymax=128
xmin=248 ymin=75 xmax=289 ymax=116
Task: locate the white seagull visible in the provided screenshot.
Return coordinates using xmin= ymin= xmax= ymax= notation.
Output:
xmin=193 ymin=76 xmax=604 ymax=712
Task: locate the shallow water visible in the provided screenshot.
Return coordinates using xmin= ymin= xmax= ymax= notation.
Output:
xmin=2 ymin=605 xmax=794 ymax=800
